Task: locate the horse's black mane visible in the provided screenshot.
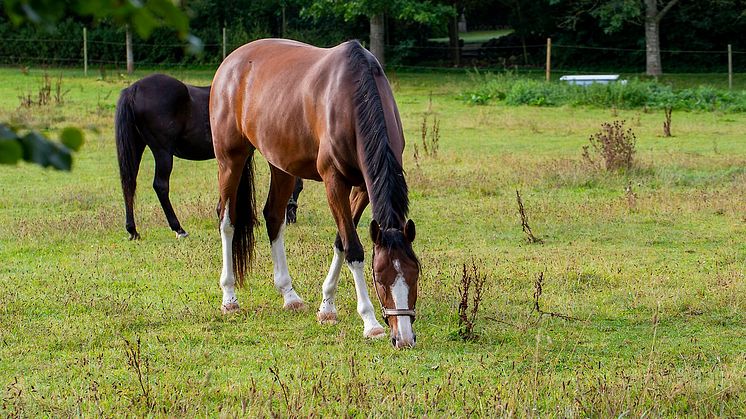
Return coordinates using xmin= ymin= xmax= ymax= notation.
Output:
xmin=348 ymin=40 xmax=409 ymax=232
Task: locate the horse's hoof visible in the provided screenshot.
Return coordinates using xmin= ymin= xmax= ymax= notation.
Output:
xmin=283 ymin=300 xmax=306 ymax=312
xmin=176 ymin=230 xmax=189 ymax=239
xmin=317 ymin=311 xmax=338 ymax=325
xmin=364 ymin=327 xmax=386 ymax=339
xmin=128 ymin=231 xmax=140 ymax=241
xmin=221 ymin=303 xmax=240 ymax=314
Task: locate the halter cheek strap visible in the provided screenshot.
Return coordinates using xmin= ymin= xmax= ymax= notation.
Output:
xmin=371 ymin=239 xmax=416 ymax=324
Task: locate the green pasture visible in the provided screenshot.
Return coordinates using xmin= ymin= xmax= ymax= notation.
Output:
xmin=428 ymin=29 xmax=513 ymax=44
xmin=0 ymin=67 xmax=744 ymax=416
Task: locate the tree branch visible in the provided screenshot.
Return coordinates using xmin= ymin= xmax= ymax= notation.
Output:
xmin=656 ymin=0 xmax=681 ymax=23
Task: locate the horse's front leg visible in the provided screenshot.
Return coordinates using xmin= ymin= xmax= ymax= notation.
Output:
xmin=321 ymin=178 xmax=385 ymax=339
xmin=318 ymin=186 xmax=369 ymax=325
xmin=265 ymin=166 xmax=305 ymax=311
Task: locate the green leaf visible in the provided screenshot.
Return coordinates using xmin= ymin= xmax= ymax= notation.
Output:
xmin=147 ymin=0 xmax=188 ymax=34
xmin=19 ymin=131 xmax=54 ymax=167
xmin=0 ymin=138 xmax=23 ymax=165
xmin=19 ymin=131 xmax=72 ymax=171
xmin=60 ymin=127 xmax=84 ymax=151
xmin=47 ymin=141 xmax=73 ymax=171
xmin=131 ymin=8 xmax=158 ymax=39
xmin=0 ymin=123 xmax=20 ymax=140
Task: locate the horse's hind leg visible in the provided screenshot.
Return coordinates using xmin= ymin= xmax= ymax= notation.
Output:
xmin=122 ymin=142 xmax=146 ymax=240
xmin=152 ymin=150 xmax=188 ymax=238
xmin=285 ymin=178 xmax=303 ymax=224
xmin=264 ymin=166 xmax=305 ymax=311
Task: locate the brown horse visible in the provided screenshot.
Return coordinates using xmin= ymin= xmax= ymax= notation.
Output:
xmin=210 ymin=39 xmax=420 ymax=348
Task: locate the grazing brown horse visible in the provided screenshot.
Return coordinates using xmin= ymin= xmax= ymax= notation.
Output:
xmin=115 ymin=74 xmax=305 ymax=240
xmin=210 ymin=39 xmax=420 ymax=348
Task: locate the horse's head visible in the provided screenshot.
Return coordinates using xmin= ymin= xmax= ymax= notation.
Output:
xmin=370 ymin=219 xmax=419 ymax=349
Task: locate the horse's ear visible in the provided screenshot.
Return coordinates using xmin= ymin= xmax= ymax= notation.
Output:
xmin=369 ymin=220 xmax=382 ymax=244
xmin=404 ymin=219 xmax=416 ymax=243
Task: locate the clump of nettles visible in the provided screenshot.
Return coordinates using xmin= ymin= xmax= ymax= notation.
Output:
xmin=582 ymin=120 xmax=636 ymax=171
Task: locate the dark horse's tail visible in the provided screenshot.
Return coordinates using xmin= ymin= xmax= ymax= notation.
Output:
xmin=115 ymin=85 xmax=143 ymax=213
xmin=231 ymin=152 xmax=258 ymax=287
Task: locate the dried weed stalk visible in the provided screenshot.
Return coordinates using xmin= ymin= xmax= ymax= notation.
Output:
xmin=420 ymin=114 xmax=440 ymax=158
xmin=516 ymin=190 xmax=542 ymax=244
xmin=457 ymin=259 xmax=488 ymax=341
xmin=663 ymin=107 xmax=672 ymax=137
xmin=582 ymin=120 xmax=636 ymax=171
xmin=123 ymin=337 xmax=153 ymax=410
xmin=625 ymin=182 xmax=638 ymax=211
xmin=17 ymin=71 xmax=68 ymax=108
xmin=533 ymin=272 xmax=581 ymax=323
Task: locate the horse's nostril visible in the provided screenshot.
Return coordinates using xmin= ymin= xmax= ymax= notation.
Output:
xmin=391 ymin=337 xmax=396 ymax=347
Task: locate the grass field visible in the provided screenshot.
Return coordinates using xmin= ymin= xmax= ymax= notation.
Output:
xmin=0 ymin=67 xmax=744 ymax=416
xmin=429 ymin=29 xmax=513 ymax=44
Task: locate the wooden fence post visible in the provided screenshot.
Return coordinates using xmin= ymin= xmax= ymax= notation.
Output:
xmin=83 ymin=27 xmax=88 ymax=76
xmin=545 ymin=38 xmax=552 ymax=82
xmin=222 ymin=27 xmax=226 ymax=60
xmin=126 ymin=26 xmax=134 ymax=74
xmin=728 ymin=44 xmax=733 ymax=90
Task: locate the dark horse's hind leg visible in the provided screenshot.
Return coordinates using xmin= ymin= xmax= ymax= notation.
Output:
xmin=265 ymin=166 xmax=305 ymax=310
xmin=285 ymin=178 xmax=304 ymax=224
xmin=123 ymin=141 xmax=146 ymax=240
xmin=152 ymin=150 xmax=188 ymax=238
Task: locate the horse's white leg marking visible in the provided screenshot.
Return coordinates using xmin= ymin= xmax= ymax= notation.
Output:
xmin=317 ymin=246 xmax=344 ymax=324
xmin=220 ymin=199 xmax=239 ymax=313
xmin=348 ymin=261 xmax=385 ymax=338
xmin=391 ymin=259 xmax=415 ymax=347
xmin=271 ymin=223 xmax=304 ymax=310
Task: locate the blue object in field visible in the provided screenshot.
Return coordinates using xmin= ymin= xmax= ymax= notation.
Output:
xmin=559 ymin=75 xmax=626 ymax=86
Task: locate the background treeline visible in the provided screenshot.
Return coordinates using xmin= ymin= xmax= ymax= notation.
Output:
xmin=1 ymin=0 xmax=745 ymax=72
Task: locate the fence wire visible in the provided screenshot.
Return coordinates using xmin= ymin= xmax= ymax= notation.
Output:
xmin=0 ymin=32 xmax=744 ymax=75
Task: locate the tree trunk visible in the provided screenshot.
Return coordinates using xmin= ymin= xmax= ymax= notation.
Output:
xmin=370 ymin=13 xmax=385 ymax=68
xmin=448 ymin=11 xmax=460 ymax=67
xmin=644 ymin=0 xmax=662 ymax=76
xmin=644 ymin=0 xmax=680 ymax=77
xmin=126 ymin=26 xmax=134 ymax=74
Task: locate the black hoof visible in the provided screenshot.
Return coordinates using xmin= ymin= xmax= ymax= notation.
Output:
xmin=128 ymin=231 xmax=141 ymax=240
xmin=286 ymin=206 xmax=297 ymax=224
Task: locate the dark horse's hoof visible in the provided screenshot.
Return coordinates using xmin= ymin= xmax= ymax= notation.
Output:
xmin=128 ymin=231 xmax=141 ymax=240
xmin=176 ymin=229 xmax=189 ymax=239
xmin=286 ymin=205 xmax=298 ymax=224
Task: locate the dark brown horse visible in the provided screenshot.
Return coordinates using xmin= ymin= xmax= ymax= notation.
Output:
xmin=210 ymin=39 xmax=420 ymax=348
xmin=116 ymin=74 xmax=212 ymax=239
xmin=115 ymin=74 xmax=304 ymax=240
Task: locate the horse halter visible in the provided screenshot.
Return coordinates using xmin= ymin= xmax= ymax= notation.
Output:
xmin=370 ymin=231 xmax=416 ymax=325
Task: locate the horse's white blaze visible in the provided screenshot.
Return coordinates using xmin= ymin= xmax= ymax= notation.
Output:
xmin=319 ymin=246 xmax=344 ymax=315
xmin=270 ymin=223 xmax=303 ymax=306
xmin=392 ymin=259 xmax=415 ymax=346
xmin=219 ymin=200 xmax=237 ymax=307
xmin=348 ymin=260 xmax=384 ymax=336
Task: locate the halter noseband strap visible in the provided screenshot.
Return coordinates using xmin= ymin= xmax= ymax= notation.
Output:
xmin=371 ymin=229 xmax=416 ymax=324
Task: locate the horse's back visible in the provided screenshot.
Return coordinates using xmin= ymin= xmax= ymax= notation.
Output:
xmin=211 ymin=39 xmax=361 ymax=180
xmin=126 ymin=74 xmax=213 ymax=160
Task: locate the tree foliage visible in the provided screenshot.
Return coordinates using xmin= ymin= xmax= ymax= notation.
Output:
xmin=0 ymin=0 xmax=195 ymax=170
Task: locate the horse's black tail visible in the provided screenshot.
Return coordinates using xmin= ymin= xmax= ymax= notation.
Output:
xmin=232 ymin=152 xmax=258 ymax=287
xmin=114 ymin=85 xmax=144 ymax=212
